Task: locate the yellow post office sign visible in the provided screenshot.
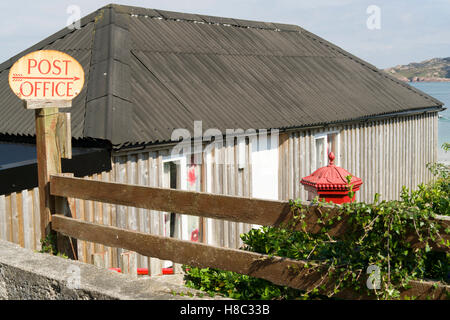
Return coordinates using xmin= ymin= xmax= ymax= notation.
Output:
xmin=9 ymin=50 xmax=84 ymax=108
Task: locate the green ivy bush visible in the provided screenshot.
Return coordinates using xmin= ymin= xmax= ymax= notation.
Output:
xmin=184 ymin=158 xmax=450 ymax=300
xmin=400 ymin=163 xmax=449 ymax=217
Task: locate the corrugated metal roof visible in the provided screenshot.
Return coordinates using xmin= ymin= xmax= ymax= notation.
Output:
xmin=0 ymin=4 xmax=444 ymax=149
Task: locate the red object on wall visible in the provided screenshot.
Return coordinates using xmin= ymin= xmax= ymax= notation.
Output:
xmin=191 ymin=228 xmax=199 ymax=242
xmin=300 ymin=152 xmax=363 ymax=204
xmin=162 ymin=268 xmax=174 ymax=275
xmin=109 ymin=267 xmax=173 ymax=275
xmin=187 ymin=165 xmax=197 ymax=186
xmin=137 ymin=268 xmax=149 ymax=275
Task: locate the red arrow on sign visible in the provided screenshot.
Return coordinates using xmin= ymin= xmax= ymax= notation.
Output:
xmin=12 ymin=75 xmax=81 ymax=81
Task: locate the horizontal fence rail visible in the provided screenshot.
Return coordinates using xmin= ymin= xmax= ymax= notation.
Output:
xmin=50 ymin=175 xmax=292 ymax=226
xmin=52 ymin=214 xmax=449 ymax=300
xmin=50 ymin=175 xmax=449 ymax=250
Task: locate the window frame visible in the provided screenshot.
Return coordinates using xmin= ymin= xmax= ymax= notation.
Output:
xmin=313 ymin=130 xmax=341 ymax=170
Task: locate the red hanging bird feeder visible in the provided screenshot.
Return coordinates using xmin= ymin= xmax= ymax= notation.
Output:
xmin=300 ymin=152 xmax=362 ymax=204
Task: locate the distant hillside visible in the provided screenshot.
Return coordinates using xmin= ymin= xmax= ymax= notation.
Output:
xmin=384 ymin=57 xmax=450 ymax=82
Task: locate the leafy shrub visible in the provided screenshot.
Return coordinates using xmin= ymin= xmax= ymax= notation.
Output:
xmin=400 ymin=161 xmax=449 ymax=216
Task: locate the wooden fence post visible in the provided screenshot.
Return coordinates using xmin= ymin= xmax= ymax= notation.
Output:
xmin=35 ymin=107 xmax=61 ymax=239
xmin=35 ymin=107 xmax=76 ymax=259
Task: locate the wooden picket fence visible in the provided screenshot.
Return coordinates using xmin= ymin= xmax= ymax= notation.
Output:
xmin=49 ymin=174 xmax=450 ymax=300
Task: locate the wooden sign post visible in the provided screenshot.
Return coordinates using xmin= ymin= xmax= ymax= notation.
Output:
xmin=9 ymin=50 xmax=84 ymax=259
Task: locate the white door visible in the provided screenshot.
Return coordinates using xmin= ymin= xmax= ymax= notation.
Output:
xmin=251 ymin=132 xmax=279 ymax=201
xmin=250 ymin=132 xmax=278 ymax=229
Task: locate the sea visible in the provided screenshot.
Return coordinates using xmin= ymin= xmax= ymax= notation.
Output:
xmin=410 ymin=82 xmax=450 ymax=164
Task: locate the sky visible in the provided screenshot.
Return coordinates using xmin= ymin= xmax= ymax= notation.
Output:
xmin=0 ymin=0 xmax=449 ymax=69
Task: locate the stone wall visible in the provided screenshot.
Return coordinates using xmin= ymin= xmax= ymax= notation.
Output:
xmin=0 ymin=239 xmax=215 ymax=300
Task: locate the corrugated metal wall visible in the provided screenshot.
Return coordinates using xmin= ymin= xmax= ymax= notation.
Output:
xmin=279 ymin=112 xmax=438 ymax=202
xmin=0 ymin=112 xmax=438 ymax=273
xmin=202 ymin=138 xmax=255 ymax=249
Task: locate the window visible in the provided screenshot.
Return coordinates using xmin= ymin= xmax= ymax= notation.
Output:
xmin=315 ymin=136 xmax=326 ymax=169
xmin=314 ymin=131 xmax=340 ymax=169
xmin=162 ymin=155 xmax=186 ymax=241
xmin=163 ymin=161 xmax=180 ymax=238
